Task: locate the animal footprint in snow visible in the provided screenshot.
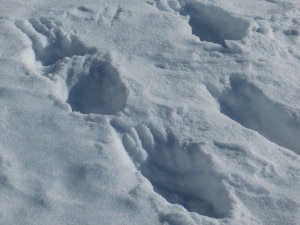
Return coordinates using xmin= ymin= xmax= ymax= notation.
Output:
xmin=67 ymin=57 xmax=129 ymax=115
xmin=180 ymin=2 xmax=250 ymax=46
xmin=121 ymin=123 xmax=232 ymax=218
xmin=217 ymin=75 xmax=300 ymax=154
xmin=15 ymin=17 xmax=128 ymax=116
xmin=15 ymin=17 xmax=96 ymax=66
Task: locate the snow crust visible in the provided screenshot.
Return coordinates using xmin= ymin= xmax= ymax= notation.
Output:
xmin=0 ymin=0 xmax=300 ymax=224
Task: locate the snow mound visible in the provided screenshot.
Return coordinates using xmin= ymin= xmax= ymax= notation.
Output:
xmin=180 ymin=1 xmax=250 ymax=46
xmin=218 ymin=75 xmax=300 ymax=154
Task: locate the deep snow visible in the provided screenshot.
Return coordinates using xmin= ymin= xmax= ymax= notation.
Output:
xmin=0 ymin=0 xmax=300 ymax=224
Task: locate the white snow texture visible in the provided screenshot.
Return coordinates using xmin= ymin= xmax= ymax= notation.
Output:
xmin=0 ymin=0 xmax=300 ymax=225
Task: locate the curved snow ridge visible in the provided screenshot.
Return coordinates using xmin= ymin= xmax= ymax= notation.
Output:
xmin=15 ymin=17 xmax=129 ymax=115
xmin=111 ymin=119 xmax=233 ymax=219
xmin=216 ymin=75 xmax=300 ymax=154
xmin=154 ymin=0 xmax=250 ymax=46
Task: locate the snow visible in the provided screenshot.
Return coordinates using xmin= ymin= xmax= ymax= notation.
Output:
xmin=179 ymin=1 xmax=250 ymax=46
xmin=0 ymin=0 xmax=300 ymax=224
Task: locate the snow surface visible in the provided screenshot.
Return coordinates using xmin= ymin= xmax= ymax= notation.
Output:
xmin=0 ymin=0 xmax=300 ymax=224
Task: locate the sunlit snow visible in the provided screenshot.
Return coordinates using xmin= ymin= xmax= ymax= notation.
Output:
xmin=0 ymin=0 xmax=299 ymax=225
